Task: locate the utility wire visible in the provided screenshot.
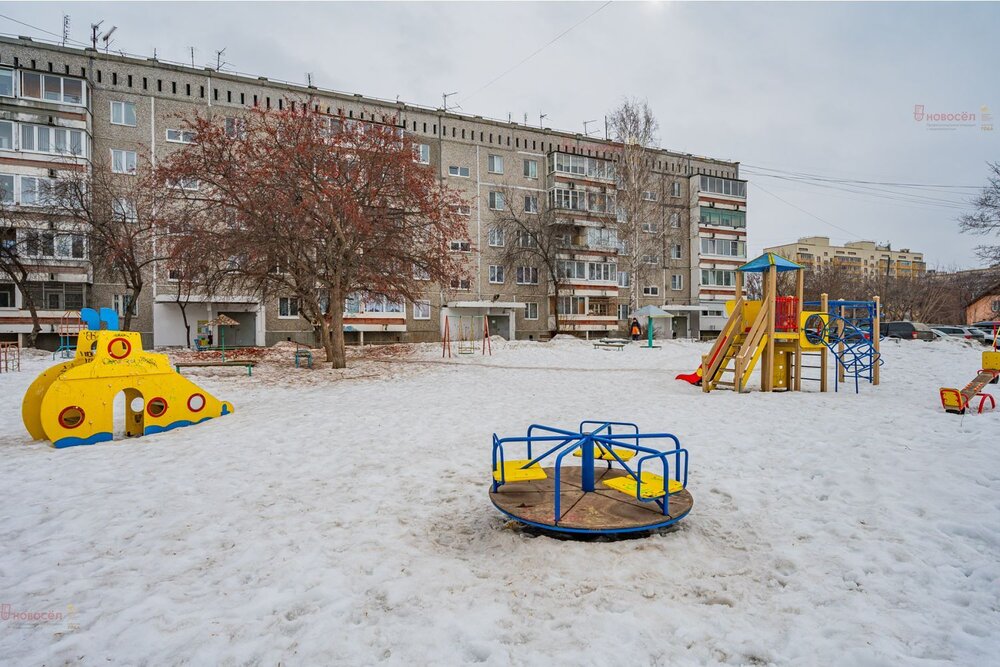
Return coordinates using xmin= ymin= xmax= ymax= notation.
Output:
xmin=0 ymin=12 xmax=91 ymax=48
xmin=751 ymin=181 xmax=869 ymax=240
xmin=744 ymin=170 xmax=970 ymax=210
xmin=461 ymin=1 xmax=613 ymax=104
xmin=743 ymin=163 xmax=981 ymax=190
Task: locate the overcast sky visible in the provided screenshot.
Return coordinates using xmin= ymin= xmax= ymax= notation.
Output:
xmin=3 ymin=1 xmax=998 ymax=268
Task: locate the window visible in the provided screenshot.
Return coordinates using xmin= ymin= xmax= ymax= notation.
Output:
xmin=671 ymin=244 xmax=682 ymax=260
xmin=113 ymin=293 xmax=138 ymax=317
xmin=449 ymin=240 xmax=471 ymax=252
xmin=586 ymin=262 xmax=617 ymax=282
xmin=701 ymin=269 xmax=736 ymax=287
xmin=0 ymin=68 xmax=12 ymax=97
xmin=587 ymin=227 xmax=618 ymax=249
xmin=517 ymin=231 xmax=537 ymax=248
xmin=523 ymin=159 xmax=538 ymax=179
xmin=699 ymin=207 xmax=746 ymax=229
xmin=670 ymin=213 xmax=680 ymax=228
xmin=618 ymin=303 xmax=629 ymax=321
xmin=488 ymin=226 xmax=505 ymax=247
xmin=165 ymin=128 xmax=196 ymax=143
xmin=450 ymin=278 xmax=471 ymax=291
xmin=525 ymin=302 xmax=539 ymax=320
xmin=671 ymin=182 xmax=681 ymax=197
xmin=557 ymin=296 xmax=587 ymax=315
xmin=414 ymin=143 xmax=430 ymax=164
xmin=112 ymin=198 xmax=137 ymax=221
xmin=618 ymin=271 xmax=630 ymax=288
xmin=111 ymin=149 xmax=137 ymax=174
xmin=451 ymin=204 xmax=472 ymax=216
xmin=278 ymin=297 xmax=300 ymax=318
xmin=224 ymin=117 xmax=246 ymax=139
xmin=21 ymin=73 xmax=85 ymax=105
xmin=0 ymin=283 xmax=14 ymax=308
xmin=551 ymin=153 xmax=615 ymax=181
xmin=516 ymin=266 xmax=538 ymax=284
xmin=167 ymin=268 xmax=181 ymax=281
xmin=488 ymin=154 xmax=503 ymax=174
xmin=699 ymin=175 xmax=746 ymax=198
xmin=524 ymin=195 xmax=538 ymax=214
xmin=358 ymin=294 xmax=404 ymax=314
xmin=488 ymin=191 xmax=505 ymax=210
xmin=489 ymin=265 xmax=505 ymax=284
xmin=0 ymin=121 xmax=12 ymax=150
xmin=448 ymin=165 xmax=470 ymax=177
xmin=700 ymin=238 xmax=746 ymax=258
xmin=641 ymin=191 xmax=657 ymax=202
xmin=549 ymin=188 xmax=586 ymax=211
xmin=642 ymin=254 xmax=661 ymax=266
xmin=111 ymin=101 xmax=137 ymax=126
xmin=642 ymin=221 xmax=659 ymax=234
xmin=413 ymin=266 xmax=430 ymax=281
xmin=642 ymin=286 xmax=660 ymax=296
xmin=413 ymin=300 xmax=431 ymax=320
xmin=167 ymin=177 xmax=200 ymax=191
xmin=19 ymin=176 xmax=54 ymax=206
xmin=671 ymin=275 xmax=683 ymax=291
xmin=0 ymin=174 xmax=12 ymax=204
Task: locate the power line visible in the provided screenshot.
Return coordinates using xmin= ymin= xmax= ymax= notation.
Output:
xmin=751 ymin=181 xmax=869 ymax=240
xmin=0 ymin=12 xmax=90 ymax=48
xmin=461 ymin=1 xmax=613 ymax=104
xmin=744 ymin=170 xmax=971 ymax=210
xmin=743 ymin=163 xmax=981 ymax=190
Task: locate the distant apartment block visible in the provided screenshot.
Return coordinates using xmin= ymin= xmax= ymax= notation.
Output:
xmin=0 ymin=35 xmax=746 ymax=347
xmin=765 ymin=236 xmax=926 ymax=278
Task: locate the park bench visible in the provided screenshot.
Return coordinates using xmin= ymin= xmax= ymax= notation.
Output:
xmin=174 ymin=360 xmax=257 ymax=377
xmin=593 ymin=341 xmax=626 ymax=351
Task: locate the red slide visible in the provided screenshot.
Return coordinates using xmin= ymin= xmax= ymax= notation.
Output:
xmin=675 ymin=334 xmax=729 ymax=386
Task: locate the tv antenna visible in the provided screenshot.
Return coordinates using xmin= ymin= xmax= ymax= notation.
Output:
xmin=215 ymin=47 xmax=228 ymax=72
xmin=306 ymin=72 xmax=314 ymax=87
xmin=101 ymin=25 xmax=117 ymax=53
xmin=189 ymin=47 xmax=196 ymax=68
xmin=61 ymin=14 xmax=70 ymax=47
xmin=90 ymin=21 xmax=102 ymax=50
xmin=583 ymin=119 xmax=599 ymax=136
xmin=539 ymin=112 xmax=547 ymax=128
xmin=442 ymin=91 xmax=460 ymax=112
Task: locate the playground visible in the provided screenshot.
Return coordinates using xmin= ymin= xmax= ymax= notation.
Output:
xmin=0 ymin=335 xmax=997 ymax=664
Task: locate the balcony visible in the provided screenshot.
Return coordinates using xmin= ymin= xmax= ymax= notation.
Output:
xmin=549 ymin=152 xmax=616 ymax=183
xmin=698 ymin=175 xmax=747 ymax=199
xmin=549 ymin=188 xmax=616 ymax=217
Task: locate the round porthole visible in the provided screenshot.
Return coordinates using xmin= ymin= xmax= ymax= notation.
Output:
xmin=187 ymin=393 xmax=206 ymax=413
xmin=147 ymin=397 xmax=168 ymax=418
xmin=58 ymin=406 xmax=85 ymax=429
xmin=129 ymin=397 xmax=145 ymax=413
xmin=107 ymin=337 xmax=132 ymax=360
xmin=804 ymin=314 xmax=826 ymax=345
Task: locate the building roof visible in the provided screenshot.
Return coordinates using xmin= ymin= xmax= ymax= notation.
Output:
xmin=738 ymin=252 xmax=803 ymax=273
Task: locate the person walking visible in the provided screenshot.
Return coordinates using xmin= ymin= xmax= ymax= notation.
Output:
xmin=630 ymin=317 xmax=642 ymax=341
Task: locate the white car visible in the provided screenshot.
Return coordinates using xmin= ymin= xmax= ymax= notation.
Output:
xmin=931 ymin=325 xmax=986 ymax=343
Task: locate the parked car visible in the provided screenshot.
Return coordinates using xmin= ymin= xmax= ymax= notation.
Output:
xmin=931 ymin=325 xmax=986 ymax=342
xmin=970 ymin=321 xmax=1000 ymax=342
xmin=879 ymin=321 xmax=935 ymax=341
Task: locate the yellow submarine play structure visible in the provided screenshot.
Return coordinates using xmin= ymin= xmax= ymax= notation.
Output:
xmin=22 ymin=308 xmax=233 ymax=448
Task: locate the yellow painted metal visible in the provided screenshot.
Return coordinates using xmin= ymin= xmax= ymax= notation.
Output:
xmin=22 ymin=329 xmax=234 ymax=448
xmin=983 ymin=350 xmax=1000 ymax=372
xmin=492 ymin=459 xmax=547 ymax=483
xmin=799 ymin=311 xmax=829 ymax=351
xmin=603 ymin=472 xmax=683 ymax=499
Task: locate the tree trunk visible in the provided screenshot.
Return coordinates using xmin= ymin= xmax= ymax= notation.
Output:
xmin=178 ymin=299 xmax=191 ymax=348
xmin=328 ymin=283 xmax=347 ymax=369
xmin=20 ymin=283 xmax=41 ymax=348
xmin=124 ymin=282 xmax=142 ymax=331
xmin=551 ymin=277 xmax=562 ymax=335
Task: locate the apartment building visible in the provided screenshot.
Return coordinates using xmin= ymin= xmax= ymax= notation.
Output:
xmin=0 ymin=35 xmax=746 ymax=348
xmin=766 ymin=236 xmax=926 ymax=278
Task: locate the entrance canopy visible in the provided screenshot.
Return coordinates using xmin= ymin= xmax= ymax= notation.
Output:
xmin=630 ymin=305 xmax=673 ymax=320
xmin=738 ymin=252 xmax=803 ymax=273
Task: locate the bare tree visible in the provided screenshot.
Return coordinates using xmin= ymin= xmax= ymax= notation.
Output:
xmin=959 ymin=161 xmax=1000 ymax=265
xmin=49 ymin=154 xmax=171 ymax=331
xmin=607 ymin=98 xmax=684 ymax=311
xmin=0 ymin=201 xmax=43 ymax=346
xmin=159 ymin=105 xmax=469 ymax=368
xmin=488 ymin=184 xmax=570 ymax=334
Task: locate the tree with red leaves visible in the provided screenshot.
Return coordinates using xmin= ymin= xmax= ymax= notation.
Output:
xmin=158 ymin=104 xmax=470 ymax=368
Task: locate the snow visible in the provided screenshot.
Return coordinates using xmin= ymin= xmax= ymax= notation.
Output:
xmin=1 ymin=338 xmax=998 ymax=664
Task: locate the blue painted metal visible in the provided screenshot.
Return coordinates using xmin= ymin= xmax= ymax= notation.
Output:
xmin=804 ymin=300 xmax=884 ymax=393
xmin=491 ymin=501 xmax=692 ymax=535
xmin=491 ymin=421 xmax=691 ymax=533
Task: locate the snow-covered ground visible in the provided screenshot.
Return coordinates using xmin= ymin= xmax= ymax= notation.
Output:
xmin=1 ymin=338 xmax=997 ymax=665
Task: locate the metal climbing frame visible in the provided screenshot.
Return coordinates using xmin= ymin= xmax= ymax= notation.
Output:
xmin=804 ymin=300 xmax=883 ymax=393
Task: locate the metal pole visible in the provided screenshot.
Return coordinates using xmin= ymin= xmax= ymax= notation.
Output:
xmin=581 ymin=435 xmax=595 ymax=492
